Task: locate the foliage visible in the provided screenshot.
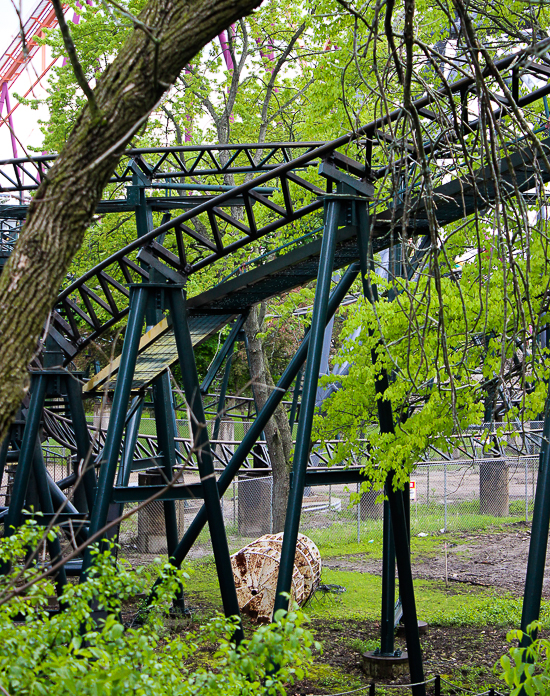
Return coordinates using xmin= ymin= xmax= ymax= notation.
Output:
xmin=497 ymin=622 xmax=550 ymax=695
xmin=0 ymin=522 xmax=319 ymax=696
xmin=314 ymin=212 xmax=550 ymax=493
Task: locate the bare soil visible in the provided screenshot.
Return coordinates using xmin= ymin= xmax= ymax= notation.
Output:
xmin=291 ymin=618 xmax=510 ymax=695
xmin=324 ymin=522 xmax=544 ymax=595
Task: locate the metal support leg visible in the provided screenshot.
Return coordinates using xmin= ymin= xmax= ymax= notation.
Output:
xmin=152 ymin=371 xmax=180 ymax=556
xmin=65 ymin=376 xmax=96 ymax=512
xmin=118 ymin=397 xmax=144 ymax=487
xmin=273 ymin=197 xmax=339 ymax=615
xmin=81 ymin=286 xmax=148 ymax=578
xmin=521 ymin=386 xmax=550 ymax=644
xmin=5 ymin=374 xmax=47 ymax=534
xmin=32 ymin=441 xmax=67 ymax=594
xmin=288 ymin=365 xmax=304 ymax=432
xmin=168 ymin=288 xmax=243 ymax=640
xmin=152 ymin=371 xmax=185 ymax=612
xmin=380 ymin=498 xmax=396 ymax=655
xmin=146 ymin=264 xmax=360 ymax=603
xmin=357 ymin=203 xmax=425 ymax=695
xmin=212 ymin=344 xmax=234 ymax=446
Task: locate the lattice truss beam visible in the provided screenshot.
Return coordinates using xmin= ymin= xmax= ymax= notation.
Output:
xmin=1 ymin=43 xmax=550 ymax=395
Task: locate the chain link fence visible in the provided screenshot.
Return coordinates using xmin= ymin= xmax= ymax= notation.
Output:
xmin=4 ymin=417 xmax=540 ymax=563
xmin=114 ymin=455 xmax=539 ymax=563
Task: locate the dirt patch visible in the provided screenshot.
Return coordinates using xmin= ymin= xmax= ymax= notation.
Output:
xmin=291 ymin=619 xmax=511 ymax=695
xmin=324 ymin=522 xmax=546 ymax=595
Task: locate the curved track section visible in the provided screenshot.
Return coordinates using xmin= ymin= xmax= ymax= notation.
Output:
xmin=1 ymin=44 xmax=550 ymax=369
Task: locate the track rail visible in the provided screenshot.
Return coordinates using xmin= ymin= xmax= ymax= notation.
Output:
xmin=3 ymin=41 xmax=550 ymax=361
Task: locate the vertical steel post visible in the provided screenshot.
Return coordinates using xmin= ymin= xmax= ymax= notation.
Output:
xmin=212 ymin=345 xmax=234 ymax=446
xmin=380 ymin=497 xmax=396 ymax=655
xmin=146 ymin=264 xmax=361 ymax=603
xmin=288 ymin=364 xmax=304 ymax=432
xmin=65 ymin=375 xmax=96 ymax=512
xmin=167 ymin=287 xmax=243 ymax=641
xmin=152 ymin=369 xmax=186 ymax=612
xmin=31 ymin=441 xmax=68 ymax=594
xmin=81 ymin=286 xmax=147 ymax=577
xmin=356 ymin=203 xmax=425 ymax=695
xmin=5 ymin=374 xmax=47 ymax=533
xmin=273 ymin=196 xmax=339 ymax=615
xmin=521 ymin=389 xmax=550 ymax=645
xmin=152 ymin=371 xmax=180 ymax=556
xmin=118 ymin=397 xmax=145 ymax=487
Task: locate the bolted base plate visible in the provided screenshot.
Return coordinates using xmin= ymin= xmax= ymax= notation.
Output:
xmin=361 ymin=651 xmax=409 ymax=679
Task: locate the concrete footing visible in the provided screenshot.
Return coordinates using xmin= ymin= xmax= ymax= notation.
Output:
xmin=396 ymin=620 xmax=429 ymax=637
xmin=361 ymin=650 xmax=409 ymax=679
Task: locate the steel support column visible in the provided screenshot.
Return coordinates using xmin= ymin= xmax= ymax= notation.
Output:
xmin=356 ymin=203 xmax=425 ymax=696
xmin=65 ymin=375 xmax=96 ymax=512
xmin=5 ymin=374 xmax=47 ymax=533
xmin=152 ymin=371 xmax=180 ymax=557
xmin=31 ymin=441 xmax=68 ymax=594
xmin=380 ymin=497 xmax=396 ymax=655
xmin=167 ymin=287 xmax=243 ymax=640
xmin=520 ymin=386 xmax=550 ymax=644
xmin=146 ymin=263 xmax=360 ymax=603
xmin=118 ymin=397 xmax=145 ymax=487
xmin=273 ymin=196 xmax=339 ymax=615
xmin=288 ymin=364 xmax=304 ymax=432
xmin=81 ymin=286 xmax=148 ymax=578
xmin=212 ymin=345 xmax=234 ymax=446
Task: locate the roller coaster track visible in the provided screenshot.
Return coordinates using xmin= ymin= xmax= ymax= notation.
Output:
xmin=3 ymin=42 xmax=550 ymax=390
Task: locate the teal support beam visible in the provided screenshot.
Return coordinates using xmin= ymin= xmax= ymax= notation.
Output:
xmin=5 ymin=374 xmax=47 ymax=533
xmin=168 ymin=287 xmax=243 ymax=641
xmin=118 ymin=397 xmax=145 ymax=487
xmin=65 ymin=375 xmax=96 ymax=512
xmin=288 ymin=364 xmax=303 ymax=432
xmin=380 ymin=497 xmax=396 ymax=655
xmin=152 ymin=370 xmax=180 ymax=556
xmin=521 ymin=386 xmax=550 ymax=643
xmin=81 ymin=286 xmax=147 ymax=578
xmin=212 ymin=346 xmax=234 ymax=447
xmin=201 ymin=314 xmax=246 ymax=395
xmin=146 ymin=262 xmax=360 ymax=604
xmin=273 ymin=195 xmax=339 ymax=615
xmin=32 ymin=441 xmax=67 ymax=595
xmin=356 ymin=202 xmax=425 ymax=696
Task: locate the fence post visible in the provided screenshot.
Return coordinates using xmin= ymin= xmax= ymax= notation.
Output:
xmin=270 ymin=476 xmax=273 ymax=533
xmin=233 ymin=481 xmax=236 ymax=532
xmin=357 ymin=482 xmax=361 ymax=543
xmin=427 ymin=463 xmax=430 ymax=508
xmin=444 ymin=462 xmax=448 ymax=532
xmin=369 ymin=682 xmax=375 ymax=696
xmin=434 ymin=675 xmax=441 ymax=696
xmin=526 ymin=457 xmax=529 ymax=522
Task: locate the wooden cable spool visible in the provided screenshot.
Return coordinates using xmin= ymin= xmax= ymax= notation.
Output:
xmin=231 ymin=532 xmax=321 ymax=622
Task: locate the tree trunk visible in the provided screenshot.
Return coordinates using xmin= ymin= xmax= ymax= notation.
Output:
xmin=244 ymin=305 xmax=293 ymax=532
xmin=0 ymin=0 xmax=262 ymax=443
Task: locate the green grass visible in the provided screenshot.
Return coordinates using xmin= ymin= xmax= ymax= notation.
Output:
xmin=301 ymin=511 xmax=523 ymax=560
xmin=303 ymin=568 xmax=549 ymax=630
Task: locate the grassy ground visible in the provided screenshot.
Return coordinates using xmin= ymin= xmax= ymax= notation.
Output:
xmin=170 ymin=530 xmax=544 ymax=695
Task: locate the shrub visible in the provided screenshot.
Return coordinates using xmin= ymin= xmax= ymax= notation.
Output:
xmin=497 ymin=622 xmax=550 ymax=695
xmin=0 ymin=522 xmax=319 ymax=695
